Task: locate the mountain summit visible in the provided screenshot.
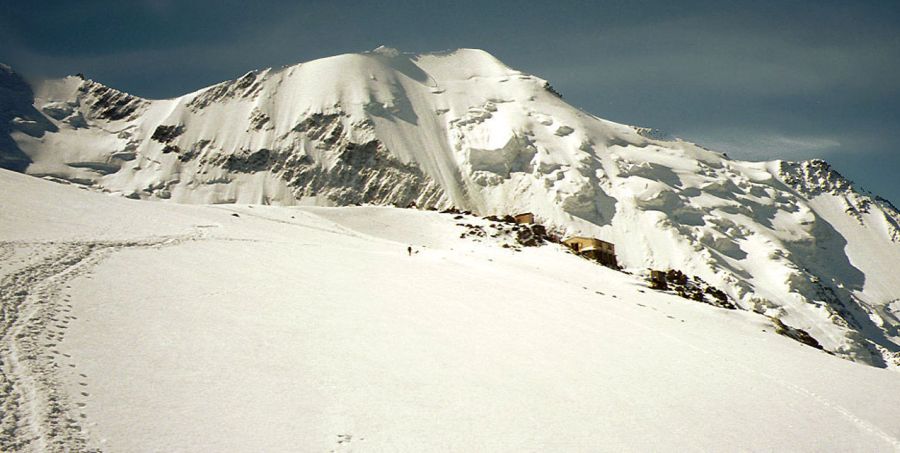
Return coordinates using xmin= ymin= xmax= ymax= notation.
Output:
xmin=1 ymin=49 xmax=899 ymax=367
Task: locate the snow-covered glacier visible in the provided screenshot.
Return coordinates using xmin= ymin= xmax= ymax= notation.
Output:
xmin=2 ymin=47 xmax=899 ymax=368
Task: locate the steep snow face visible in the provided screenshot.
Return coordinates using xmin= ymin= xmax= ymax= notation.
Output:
xmin=2 ymin=48 xmax=899 ymax=367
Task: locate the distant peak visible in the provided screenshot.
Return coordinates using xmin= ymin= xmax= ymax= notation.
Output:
xmin=370 ymin=45 xmax=401 ymax=57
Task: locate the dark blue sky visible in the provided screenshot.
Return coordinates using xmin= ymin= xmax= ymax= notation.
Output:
xmin=2 ymin=0 xmax=899 ymax=203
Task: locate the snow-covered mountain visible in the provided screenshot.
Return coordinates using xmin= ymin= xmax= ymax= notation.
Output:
xmin=2 ymin=47 xmax=899 ymax=368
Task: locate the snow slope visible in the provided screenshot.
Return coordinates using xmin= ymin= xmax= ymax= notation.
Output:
xmin=2 ymin=168 xmax=900 ymax=451
xmin=1 ymin=48 xmax=899 ymax=368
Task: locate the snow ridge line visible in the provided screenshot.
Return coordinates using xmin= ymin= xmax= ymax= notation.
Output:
xmin=0 ymin=233 xmax=200 ymax=452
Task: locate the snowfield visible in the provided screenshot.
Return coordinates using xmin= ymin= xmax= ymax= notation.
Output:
xmin=3 ymin=169 xmax=900 ymax=452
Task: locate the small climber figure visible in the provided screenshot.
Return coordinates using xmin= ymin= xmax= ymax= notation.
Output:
xmin=407 ymin=246 xmax=412 ymax=256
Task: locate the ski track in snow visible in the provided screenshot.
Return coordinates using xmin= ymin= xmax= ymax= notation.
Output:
xmin=549 ymin=273 xmax=900 ymax=450
xmin=0 ymin=233 xmax=202 ymax=452
xmin=604 ymin=299 xmax=900 ymax=450
xmin=0 ymin=207 xmax=412 ymax=452
xmin=214 ymin=206 xmax=380 ymax=244
xmin=749 ymin=369 xmax=900 ymax=450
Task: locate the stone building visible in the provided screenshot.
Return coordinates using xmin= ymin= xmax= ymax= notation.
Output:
xmin=563 ymin=236 xmax=618 ymax=268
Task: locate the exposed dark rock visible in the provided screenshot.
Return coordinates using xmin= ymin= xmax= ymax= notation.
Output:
xmin=177 ymin=140 xmax=210 ymax=162
xmin=634 ymin=126 xmax=676 ymax=141
xmin=222 ymin=148 xmax=272 ymax=173
xmin=81 ymin=82 xmax=146 ymax=121
xmin=282 ymin=138 xmax=443 ymax=207
xmin=458 ymin=223 xmax=487 ymax=240
xmin=273 ymin=113 xmax=444 ymax=208
xmin=656 ymin=269 xmax=737 ymax=310
xmin=779 ymin=159 xmax=853 ymax=197
xmin=188 ymin=71 xmax=264 ymax=111
xmin=151 ymin=125 xmax=185 ymax=143
xmin=249 ymin=109 xmax=271 ymax=130
xmin=772 ymin=318 xmax=823 ymax=350
xmin=513 ymin=223 xmax=551 ymax=247
xmin=780 ymin=160 xmax=900 ymax=240
xmin=292 ymin=113 xmax=344 ymax=144
xmin=543 ymin=81 xmax=562 ymax=98
xmin=200 ymin=113 xmax=446 ymax=208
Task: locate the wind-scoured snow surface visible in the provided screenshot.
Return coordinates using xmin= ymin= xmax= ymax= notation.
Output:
xmin=1 ymin=47 xmax=899 ymax=368
xmin=2 ymin=169 xmax=900 ymax=451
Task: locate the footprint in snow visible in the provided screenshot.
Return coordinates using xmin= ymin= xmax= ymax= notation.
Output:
xmin=337 ymin=434 xmax=353 ymax=445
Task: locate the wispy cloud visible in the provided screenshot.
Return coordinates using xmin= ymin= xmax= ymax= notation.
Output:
xmin=685 ymin=130 xmax=843 ymax=161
